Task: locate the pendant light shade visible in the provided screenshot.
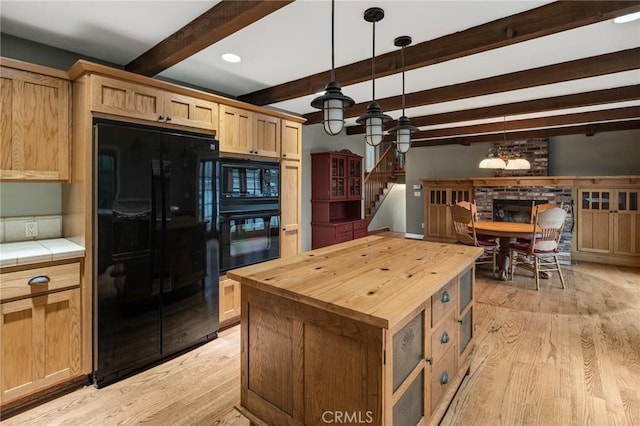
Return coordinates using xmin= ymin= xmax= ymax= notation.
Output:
xmin=310 ymin=0 xmax=354 ymax=136
xmin=478 ymin=117 xmax=531 ymax=170
xmin=388 ymin=36 xmax=418 ymax=154
xmin=356 ymin=7 xmax=391 ymax=146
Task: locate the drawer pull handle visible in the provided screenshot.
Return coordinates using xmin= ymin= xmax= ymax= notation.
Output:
xmin=441 ymin=372 xmax=449 ymax=385
xmin=28 ymin=275 xmax=51 ymax=285
xmin=426 ymin=356 xmax=433 ymax=365
xmin=441 ymin=331 xmax=450 ymax=344
xmin=441 ymin=291 xmax=450 ymax=303
xmin=158 ymin=115 xmax=164 ymax=121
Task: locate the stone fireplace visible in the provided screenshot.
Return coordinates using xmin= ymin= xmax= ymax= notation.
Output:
xmin=474 ymin=184 xmax=574 ymax=264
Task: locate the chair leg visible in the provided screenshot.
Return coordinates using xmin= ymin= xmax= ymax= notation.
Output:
xmin=534 ymin=256 xmax=540 ymax=291
xmin=509 ymin=250 xmax=514 ymax=280
xmin=555 ymin=255 xmax=566 ymax=289
xmin=492 ymin=248 xmax=497 ymax=274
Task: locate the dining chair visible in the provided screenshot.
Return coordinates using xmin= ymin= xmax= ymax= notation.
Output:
xmin=450 ymin=204 xmax=497 ymax=272
xmin=455 ymin=200 xmax=495 ymax=242
xmin=509 ymin=206 xmax=567 ymax=290
xmin=518 ymin=202 xmax=563 ymax=243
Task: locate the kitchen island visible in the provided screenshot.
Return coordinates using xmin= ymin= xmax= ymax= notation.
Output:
xmin=228 ymin=235 xmax=482 ymax=426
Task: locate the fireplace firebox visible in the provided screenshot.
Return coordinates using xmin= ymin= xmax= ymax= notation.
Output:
xmin=493 ymin=199 xmax=548 ymax=223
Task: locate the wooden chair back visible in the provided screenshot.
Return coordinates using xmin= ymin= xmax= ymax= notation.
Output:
xmin=450 ymin=204 xmax=477 ymax=246
xmin=456 ymin=200 xmax=478 ymax=221
xmin=530 ymin=206 xmax=567 ymax=252
xmin=530 ymin=202 xmax=563 ymax=224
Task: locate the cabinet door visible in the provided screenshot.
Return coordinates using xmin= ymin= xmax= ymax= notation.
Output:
xmin=219 ymin=105 xmax=253 ymax=155
xmin=613 ymin=190 xmax=639 ymax=255
xmin=91 ymin=75 xmax=163 ymax=122
xmin=281 ymin=119 xmax=302 ymax=160
xmin=219 ymin=277 xmax=241 ymax=325
xmin=578 ymin=189 xmax=613 ymax=253
xmin=254 ymin=113 xmax=280 ymax=158
xmin=163 ymin=93 xmax=218 ymax=131
xmin=330 ymin=154 xmax=347 ymax=200
xmin=347 ymin=155 xmax=362 ymax=200
xmin=280 ymin=159 xmax=301 ymax=258
xmin=0 ymin=288 xmax=81 ymax=404
xmin=0 ymin=67 xmax=70 ymax=181
xmin=426 ymin=188 xmax=451 ymax=239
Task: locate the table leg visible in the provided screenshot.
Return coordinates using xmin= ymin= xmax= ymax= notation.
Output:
xmin=496 ymin=236 xmax=513 ymax=280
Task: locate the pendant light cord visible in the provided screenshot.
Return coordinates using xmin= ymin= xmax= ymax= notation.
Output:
xmin=401 ymin=46 xmax=406 ymax=116
xmin=371 ymin=20 xmax=376 ymax=102
xmin=331 ymin=0 xmax=335 ymax=82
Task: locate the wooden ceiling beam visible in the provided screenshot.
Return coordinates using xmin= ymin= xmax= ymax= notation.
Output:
xmin=238 ymin=1 xmax=640 ymax=106
xmin=309 ymin=47 xmax=640 ymax=125
xmin=126 ymin=0 xmax=293 ymax=76
xmin=380 ymin=107 xmax=640 ymax=142
xmin=411 ymin=120 xmax=640 ymax=148
xmin=347 ymin=85 xmax=640 ymax=135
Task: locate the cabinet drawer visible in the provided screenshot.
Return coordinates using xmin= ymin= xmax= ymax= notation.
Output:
xmin=432 ymin=279 xmax=456 ymax=326
xmin=431 ymin=346 xmax=456 ymax=411
xmin=1 ymin=262 xmax=80 ymax=302
xmin=431 ymin=311 xmax=456 ymax=363
xmin=335 ymin=223 xmax=353 ymax=234
xmin=335 ymin=232 xmax=353 ymax=243
xmin=353 ymin=219 xmax=367 ymax=230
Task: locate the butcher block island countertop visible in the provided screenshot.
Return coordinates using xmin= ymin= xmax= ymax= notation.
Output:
xmin=228 ymin=235 xmax=483 ymax=426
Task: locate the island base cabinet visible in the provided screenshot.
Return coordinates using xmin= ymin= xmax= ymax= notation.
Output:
xmin=241 ymin=286 xmax=383 ymax=426
xmin=0 ymin=288 xmax=81 ymax=405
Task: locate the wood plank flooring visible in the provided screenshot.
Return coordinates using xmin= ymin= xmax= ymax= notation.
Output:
xmin=2 ymin=262 xmax=639 ymax=425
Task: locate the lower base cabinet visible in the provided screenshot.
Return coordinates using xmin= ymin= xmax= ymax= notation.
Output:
xmin=237 ymin=263 xmax=476 ymax=425
xmin=0 ymin=260 xmax=82 ymax=407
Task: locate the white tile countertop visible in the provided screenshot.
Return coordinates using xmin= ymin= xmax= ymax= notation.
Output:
xmin=0 ymin=239 xmax=85 ymax=268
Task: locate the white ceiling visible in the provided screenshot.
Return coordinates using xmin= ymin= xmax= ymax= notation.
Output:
xmin=2 ymin=0 xmax=639 ymax=137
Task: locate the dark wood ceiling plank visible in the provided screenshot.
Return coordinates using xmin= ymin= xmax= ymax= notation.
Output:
xmin=308 ymin=48 xmax=640 ymax=125
xmin=347 ymin=85 xmax=640 ymax=135
xmin=239 ymin=1 xmax=640 ymax=106
xmin=126 ymin=0 xmax=294 ymax=76
xmin=411 ymin=120 xmax=640 ymax=147
xmin=381 ymin=106 xmax=640 ymax=142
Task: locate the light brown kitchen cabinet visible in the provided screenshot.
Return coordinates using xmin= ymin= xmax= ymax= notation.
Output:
xmin=578 ymin=188 xmax=640 ymax=256
xmin=423 ymin=181 xmax=473 ymax=243
xmin=253 ymin=113 xmax=280 ymax=158
xmin=91 ymin=75 xmax=218 ymax=131
xmin=280 ymin=159 xmax=301 ymax=258
xmin=218 ymin=105 xmax=254 ymax=155
xmin=281 ymin=119 xmax=302 ymax=160
xmin=0 ymin=65 xmax=70 ymax=181
xmin=0 ymin=260 xmax=82 ymax=406
xmin=219 ymin=277 xmax=241 ymax=327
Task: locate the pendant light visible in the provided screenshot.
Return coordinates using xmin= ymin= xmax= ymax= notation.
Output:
xmin=310 ymin=0 xmax=354 ymax=136
xmin=478 ymin=117 xmax=531 ymax=170
xmin=356 ymin=7 xmax=391 ymax=146
xmin=388 ymin=36 xmax=418 ymax=154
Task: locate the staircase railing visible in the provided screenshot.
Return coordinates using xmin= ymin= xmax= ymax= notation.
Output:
xmin=364 ymin=145 xmax=398 ymax=222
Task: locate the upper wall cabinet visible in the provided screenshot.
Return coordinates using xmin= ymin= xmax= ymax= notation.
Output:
xmin=281 ymin=119 xmax=302 ymax=161
xmin=91 ymin=75 xmax=218 ymax=132
xmin=218 ymin=106 xmax=281 ymax=158
xmin=0 ymin=65 xmax=70 ymax=181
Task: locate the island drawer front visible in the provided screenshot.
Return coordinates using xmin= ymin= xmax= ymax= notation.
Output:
xmin=431 ymin=346 xmax=456 ymax=411
xmin=0 ymin=262 xmax=80 ymax=302
xmin=431 ymin=279 xmax=456 ymax=327
xmin=431 ymin=311 xmax=456 ymax=363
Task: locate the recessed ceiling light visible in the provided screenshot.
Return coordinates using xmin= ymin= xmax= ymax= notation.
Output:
xmin=221 ymin=53 xmax=241 ymax=63
xmin=613 ymin=11 xmax=640 ymax=23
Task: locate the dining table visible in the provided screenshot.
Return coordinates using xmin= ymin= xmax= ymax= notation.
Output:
xmin=473 ymin=221 xmax=539 ymax=280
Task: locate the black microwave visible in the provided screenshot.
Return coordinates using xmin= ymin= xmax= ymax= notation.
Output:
xmin=220 ymin=158 xmax=279 ymax=200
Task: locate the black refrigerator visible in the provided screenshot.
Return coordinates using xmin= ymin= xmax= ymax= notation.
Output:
xmin=93 ymin=119 xmax=219 ymax=387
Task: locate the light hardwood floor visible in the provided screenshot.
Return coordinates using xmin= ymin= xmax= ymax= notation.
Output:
xmin=2 ymin=262 xmax=639 ymax=425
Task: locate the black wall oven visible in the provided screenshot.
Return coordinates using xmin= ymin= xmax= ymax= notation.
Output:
xmin=219 ymin=158 xmax=280 ymax=272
